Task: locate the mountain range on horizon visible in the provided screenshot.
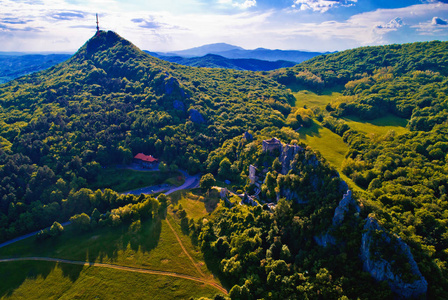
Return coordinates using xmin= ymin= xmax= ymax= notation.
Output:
xmin=0 ymin=42 xmax=326 ymax=83
xmin=153 ymin=42 xmax=327 ymax=63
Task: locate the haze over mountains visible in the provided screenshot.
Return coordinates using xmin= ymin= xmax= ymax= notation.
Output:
xmin=0 ymin=54 xmax=72 ymax=84
xmin=0 ymin=43 xmax=325 ymax=83
xmin=152 ymin=42 xmax=326 ymax=62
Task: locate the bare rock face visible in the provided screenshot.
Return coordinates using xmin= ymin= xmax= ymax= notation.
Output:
xmin=279 ymin=144 xmax=303 ymax=175
xmin=314 ymin=232 xmax=337 ymax=247
xmin=332 ymin=190 xmax=360 ymax=227
xmin=314 ymin=189 xmax=359 ymax=247
xmin=360 ymin=217 xmax=428 ymax=298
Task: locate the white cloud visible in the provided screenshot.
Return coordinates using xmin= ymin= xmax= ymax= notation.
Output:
xmin=431 ymin=16 xmax=448 ymax=25
xmin=218 ymin=0 xmax=256 ymax=9
xmin=375 ymin=17 xmax=404 ymax=30
xmin=414 ymin=16 xmax=448 ymax=35
xmin=0 ymin=0 xmax=448 ymax=53
xmin=292 ymin=0 xmax=357 ymax=13
xmin=237 ymin=0 xmax=256 ymax=9
xmin=269 ymin=2 xmax=448 ymax=50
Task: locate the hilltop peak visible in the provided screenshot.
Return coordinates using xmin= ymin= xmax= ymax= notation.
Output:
xmin=85 ymin=31 xmax=132 ymax=54
xmin=71 ymin=30 xmax=139 ymax=60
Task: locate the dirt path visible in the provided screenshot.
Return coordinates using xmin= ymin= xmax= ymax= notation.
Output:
xmin=0 ymin=257 xmax=227 ymax=294
xmin=0 ymin=169 xmax=225 ymax=294
xmin=165 ymin=216 xmax=205 ymax=278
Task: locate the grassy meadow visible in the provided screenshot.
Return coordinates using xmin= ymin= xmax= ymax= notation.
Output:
xmin=343 ymin=114 xmax=409 ymax=137
xmin=293 ymin=89 xmax=351 ymax=109
xmin=291 ymin=88 xmax=410 ymax=194
xmin=169 ymin=188 xmax=221 ymax=220
xmin=0 ymin=260 xmax=218 ymax=300
xmin=0 ymin=215 xmax=224 ymax=299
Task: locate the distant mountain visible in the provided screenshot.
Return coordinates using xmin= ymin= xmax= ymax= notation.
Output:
xmin=144 ymin=52 xmax=296 ymax=71
xmin=154 ymin=43 xmax=326 ymax=63
xmin=162 ymin=43 xmax=244 ymax=57
xmin=0 ymin=53 xmax=72 ymax=84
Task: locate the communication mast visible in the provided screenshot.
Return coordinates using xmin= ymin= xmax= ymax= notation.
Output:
xmin=96 ymin=13 xmax=100 ymax=34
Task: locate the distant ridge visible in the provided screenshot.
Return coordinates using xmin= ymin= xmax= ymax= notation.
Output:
xmin=163 ymin=43 xmax=244 ymax=57
xmin=0 ymin=53 xmax=72 ymax=84
xmin=152 ymin=43 xmax=326 ymax=63
xmin=144 ymin=52 xmax=296 ymax=71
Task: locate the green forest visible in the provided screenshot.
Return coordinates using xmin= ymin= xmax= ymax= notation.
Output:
xmin=1 ymin=31 xmax=448 ymax=299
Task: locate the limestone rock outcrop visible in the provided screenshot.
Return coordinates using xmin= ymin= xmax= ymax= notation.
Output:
xmin=314 ymin=189 xmax=359 ymax=247
xmin=360 ymin=217 xmax=428 ymax=298
xmin=279 ymin=144 xmax=303 ymax=175
xmin=332 ymin=190 xmax=360 ymax=227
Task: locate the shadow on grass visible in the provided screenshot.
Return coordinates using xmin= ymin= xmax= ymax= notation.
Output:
xmin=170 ymin=189 xmax=220 ymax=215
xmin=0 ymin=260 xmax=56 ymax=297
xmin=298 ymin=121 xmax=323 ymax=139
xmin=343 ymin=114 xmax=408 ymax=127
xmin=202 ymin=251 xmax=233 ymax=291
xmin=0 ymin=218 xmax=162 ymax=296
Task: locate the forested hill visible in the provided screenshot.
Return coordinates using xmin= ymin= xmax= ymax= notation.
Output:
xmin=0 ymin=31 xmax=293 ymax=242
xmin=143 ymin=52 xmax=296 ymax=71
xmin=270 ymin=40 xmax=448 ymax=298
xmin=272 ymin=40 xmax=448 ymax=88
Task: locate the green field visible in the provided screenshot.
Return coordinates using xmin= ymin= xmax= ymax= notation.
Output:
xmin=293 ymin=89 xmax=351 ymax=109
xmin=0 ymin=216 xmax=224 ymax=299
xmin=169 ymin=188 xmax=221 ymax=220
xmin=0 ymin=260 xmax=218 ymax=300
xmin=296 ymin=122 xmax=348 ymax=170
xmin=88 ymin=168 xmax=184 ymax=192
xmin=343 ymin=114 xmax=409 ymax=137
xmin=290 ymin=88 xmax=411 ymax=193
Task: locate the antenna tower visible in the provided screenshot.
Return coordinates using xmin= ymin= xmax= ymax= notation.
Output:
xmin=96 ymin=13 xmax=99 ymax=33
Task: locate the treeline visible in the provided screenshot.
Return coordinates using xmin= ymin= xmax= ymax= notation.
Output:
xmin=37 ymin=193 xmax=159 ymax=240
xmin=0 ymin=165 xmax=159 ymax=242
xmin=271 ymin=41 xmax=448 ymax=90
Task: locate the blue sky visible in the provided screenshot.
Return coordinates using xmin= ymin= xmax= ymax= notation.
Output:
xmin=0 ymin=0 xmax=447 ymax=52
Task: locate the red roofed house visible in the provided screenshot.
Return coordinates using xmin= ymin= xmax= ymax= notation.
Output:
xmin=134 ymin=153 xmax=159 ymax=169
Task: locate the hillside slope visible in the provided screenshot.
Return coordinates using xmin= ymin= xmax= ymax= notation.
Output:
xmin=1 ymin=32 xmax=448 ymax=299
xmin=271 ymin=40 xmax=448 ymax=299
xmin=0 ymin=30 xmax=293 ymax=242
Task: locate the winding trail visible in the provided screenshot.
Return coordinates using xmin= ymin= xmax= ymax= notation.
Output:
xmin=0 ymin=168 xmax=226 ymax=294
xmin=165 ymin=216 xmax=205 ymax=278
xmin=0 ymin=257 xmax=227 ymax=294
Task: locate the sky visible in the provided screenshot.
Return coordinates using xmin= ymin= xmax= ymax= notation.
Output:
xmin=0 ymin=0 xmax=448 ymax=53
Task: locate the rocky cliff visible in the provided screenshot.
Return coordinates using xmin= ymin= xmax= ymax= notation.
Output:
xmin=279 ymin=144 xmax=303 ymax=175
xmin=314 ymin=189 xmax=359 ymax=247
xmin=360 ymin=217 xmax=428 ymax=298
xmin=314 ymin=190 xmax=427 ymax=298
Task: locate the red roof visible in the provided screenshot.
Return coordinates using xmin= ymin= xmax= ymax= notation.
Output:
xmin=134 ymin=153 xmax=158 ymax=163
